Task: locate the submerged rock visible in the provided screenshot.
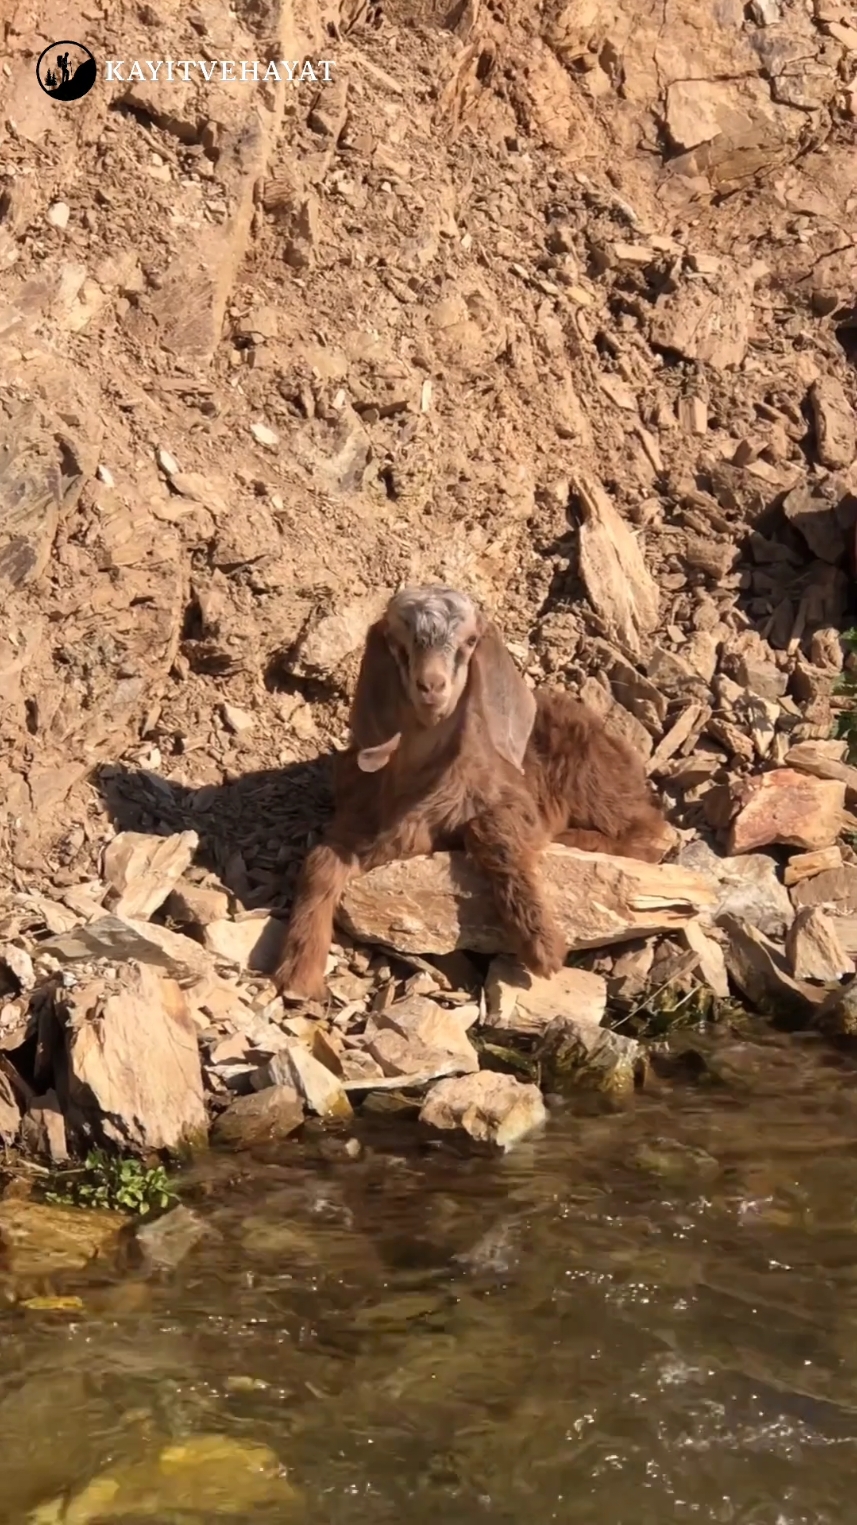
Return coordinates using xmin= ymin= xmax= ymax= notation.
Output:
xmin=814 ymin=976 xmax=857 ymax=1038
xmin=211 ymin=1085 xmax=305 ymax=1149
xmin=133 ymin=1204 xmax=213 ymax=1272
xmin=0 ymin=1200 xmax=125 ymax=1278
xmin=30 ymin=1432 xmax=299 ymax=1521
xmin=537 ymin=1015 xmax=641 ymax=1099
xmin=419 ymin=1071 xmax=546 ymax=1151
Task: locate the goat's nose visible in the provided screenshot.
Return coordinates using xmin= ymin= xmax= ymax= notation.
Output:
xmin=416 ymin=678 xmax=446 ymax=703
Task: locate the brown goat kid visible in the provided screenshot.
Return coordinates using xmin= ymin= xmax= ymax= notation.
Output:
xmin=272 ymin=585 xmax=670 ymax=1001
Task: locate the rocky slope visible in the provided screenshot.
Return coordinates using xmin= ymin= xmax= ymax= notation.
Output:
xmin=2 ymin=0 xmax=857 ymax=1159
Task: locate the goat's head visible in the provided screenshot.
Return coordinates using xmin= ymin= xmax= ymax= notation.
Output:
xmin=382 ymin=584 xmax=483 ymax=727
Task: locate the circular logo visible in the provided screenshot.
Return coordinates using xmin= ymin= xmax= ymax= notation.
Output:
xmin=36 ymin=41 xmax=97 ymax=101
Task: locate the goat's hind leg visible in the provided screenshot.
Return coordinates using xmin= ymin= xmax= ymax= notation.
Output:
xmin=464 ymin=793 xmax=566 ymax=979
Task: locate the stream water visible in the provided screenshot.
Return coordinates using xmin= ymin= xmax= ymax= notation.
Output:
xmin=3 ymin=1021 xmax=857 ymax=1524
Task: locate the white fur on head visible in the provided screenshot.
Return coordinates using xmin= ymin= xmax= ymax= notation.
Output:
xmin=384 ymin=584 xmax=482 ymax=725
xmin=386 ymin=585 xmax=479 ymax=651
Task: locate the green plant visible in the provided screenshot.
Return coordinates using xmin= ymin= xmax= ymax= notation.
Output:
xmin=45 ymin=1149 xmax=178 ymax=1215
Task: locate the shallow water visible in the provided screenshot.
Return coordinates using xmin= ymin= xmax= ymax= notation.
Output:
xmin=4 ymin=1022 xmax=857 ymax=1524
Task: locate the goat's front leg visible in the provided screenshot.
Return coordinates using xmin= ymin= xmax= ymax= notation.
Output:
xmin=272 ymin=839 xmax=359 ymax=1000
xmin=272 ymin=809 xmax=436 ymax=1001
xmin=463 ymin=794 xmax=566 ymax=979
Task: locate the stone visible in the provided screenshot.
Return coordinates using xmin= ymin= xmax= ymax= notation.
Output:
xmin=0 ymin=1069 xmax=21 ymax=1145
xmin=785 ymin=905 xmax=852 ymax=982
xmin=40 ymin=915 xmax=213 ymax=983
xmin=21 ymin=1091 xmax=68 ymax=1164
xmin=419 ymin=1071 xmax=547 ymax=1151
xmin=166 ymin=881 xmax=231 ymax=927
xmin=168 ymin=471 xmax=230 ymax=516
xmin=362 ymin=1027 xmax=470 ymax=1082
xmin=46 ymin=201 xmax=70 ymax=229
xmin=785 ymin=742 xmax=857 ymax=805
xmin=682 ymin=918 xmax=730 ymax=998
xmin=814 ymin=977 xmax=857 ymax=1037
xmin=0 ymin=1200 xmax=125 ymax=1278
xmin=289 ymin=592 xmax=389 ymax=681
xmin=783 ymin=482 xmax=847 ymax=564
xmin=808 ymin=377 xmax=856 ymax=470
xmin=38 ymin=1434 xmax=298 ymax=1520
xmin=0 ymin=391 xmax=94 ymax=594
xmin=308 ymin=78 xmax=349 ymax=139
xmin=371 ymin=995 xmax=479 ymax=1068
xmin=719 ymin=915 xmax=823 ymax=1027
xmin=134 ymin=1205 xmax=213 ymax=1271
xmin=201 ymin=916 xmax=283 ymax=971
xmin=211 ymin=1085 xmax=305 ymax=1150
xmin=726 ymin=770 xmax=845 ymax=854
xmin=650 ymin=264 xmax=758 ymax=370
xmin=484 ymin=958 xmax=607 ymax=1034
xmin=58 ymin=963 xmax=208 ymax=1152
xmin=221 ymin=702 xmax=254 ymax=734
xmin=101 ymin=829 xmax=199 ymax=920
xmin=268 ymin=1045 xmax=353 ymax=1120
xmin=784 ymin=846 xmax=844 ymax=886
xmin=575 ymin=472 xmax=659 ymax=658
xmin=339 ymin=843 xmax=716 ymax=959
xmin=1 ymin=944 xmax=35 ymax=991
xmin=537 ymin=1015 xmax=641 ymax=1099
xmin=791 ymin=864 xmax=857 ymax=913
xmin=250 ymin=422 xmax=279 ymax=448
xmin=678 ymin=839 xmax=794 ymax=938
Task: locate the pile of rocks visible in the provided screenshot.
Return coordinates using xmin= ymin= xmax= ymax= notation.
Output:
xmin=3 ymin=777 xmax=857 ymax=1164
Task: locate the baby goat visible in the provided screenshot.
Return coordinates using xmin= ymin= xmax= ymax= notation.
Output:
xmin=272 ymin=585 xmax=669 ymax=1000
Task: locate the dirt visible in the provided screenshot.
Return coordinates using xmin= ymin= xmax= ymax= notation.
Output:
xmin=1 ymin=0 xmax=857 ymax=928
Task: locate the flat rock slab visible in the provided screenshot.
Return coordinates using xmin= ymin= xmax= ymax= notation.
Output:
xmin=339 ymin=844 xmax=716 ymax=959
xmin=40 ymin=914 xmax=213 ymax=984
xmin=484 ymin=958 xmax=607 ymax=1034
xmin=102 ymin=830 xmax=199 ymax=921
xmin=58 ymin=962 xmax=208 ymax=1151
xmin=726 ymin=769 xmax=845 ymax=853
xmin=678 ymin=838 xmax=794 ymax=938
xmin=575 ymin=471 xmax=659 ymax=658
xmin=720 ymin=914 xmax=824 ymax=1028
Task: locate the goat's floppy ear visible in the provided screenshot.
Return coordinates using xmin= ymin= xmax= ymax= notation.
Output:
xmin=357 ymin=733 xmax=402 ymax=772
xmin=349 ymin=618 xmax=405 ymax=753
xmin=470 ymin=621 xmax=536 ymax=770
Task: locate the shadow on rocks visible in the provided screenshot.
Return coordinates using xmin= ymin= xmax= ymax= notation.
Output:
xmin=92 ymin=753 xmax=336 ymax=922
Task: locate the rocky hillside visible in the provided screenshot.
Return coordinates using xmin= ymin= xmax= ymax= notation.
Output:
xmin=1 ymin=0 xmax=857 ymax=1154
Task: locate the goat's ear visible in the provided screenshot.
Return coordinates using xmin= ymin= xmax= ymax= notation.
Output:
xmin=349 ymin=619 xmax=404 ymax=750
xmin=470 ymin=621 xmax=536 ymax=770
xmin=357 ymin=733 xmax=402 ymax=772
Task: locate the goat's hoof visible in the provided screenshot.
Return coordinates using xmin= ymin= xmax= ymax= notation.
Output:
xmin=271 ymin=961 xmax=328 ymax=1003
xmin=521 ymin=928 xmax=567 ymax=980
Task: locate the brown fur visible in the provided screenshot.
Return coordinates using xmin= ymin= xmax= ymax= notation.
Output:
xmin=272 ymin=614 xmax=669 ymax=1001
